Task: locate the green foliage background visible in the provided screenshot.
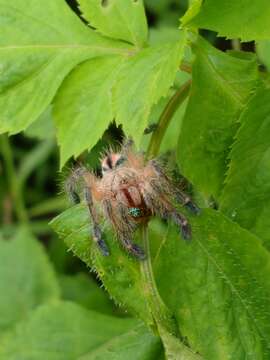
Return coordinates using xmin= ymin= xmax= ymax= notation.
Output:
xmin=1 ymin=0 xmax=270 ymax=359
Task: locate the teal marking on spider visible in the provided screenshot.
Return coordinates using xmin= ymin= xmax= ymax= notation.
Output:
xmin=128 ymin=207 xmax=142 ymax=218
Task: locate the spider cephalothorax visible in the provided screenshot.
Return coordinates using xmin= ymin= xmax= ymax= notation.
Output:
xmin=65 ymin=140 xmax=200 ymax=260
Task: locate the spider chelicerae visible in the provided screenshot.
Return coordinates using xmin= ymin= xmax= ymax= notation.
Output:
xmin=65 ymin=140 xmax=200 ymax=260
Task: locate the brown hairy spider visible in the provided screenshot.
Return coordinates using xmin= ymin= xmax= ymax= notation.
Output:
xmin=65 ymin=140 xmax=200 ymax=260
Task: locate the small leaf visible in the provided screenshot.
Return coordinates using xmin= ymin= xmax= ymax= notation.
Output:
xmin=155 ymin=209 xmax=270 ymax=359
xmin=178 ymin=37 xmax=259 ymax=198
xmin=185 ymin=0 xmax=270 ymax=41
xmin=0 ymin=0 xmax=131 ymax=134
xmin=79 ymin=0 xmax=148 ymax=48
xmin=114 ymin=36 xmax=187 ymax=146
xmin=53 ymin=56 xmax=124 ymax=167
xmin=0 ymin=302 xmax=161 ymax=360
xmin=0 ymin=228 xmax=59 ymax=334
xmin=158 ymin=326 xmax=202 ymax=360
xmin=220 ymin=87 xmax=270 ymax=248
xmin=80 ymin=322 xmax=162 ymax=360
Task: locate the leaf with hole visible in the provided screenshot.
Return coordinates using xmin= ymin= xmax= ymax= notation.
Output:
xmin=0 ymin=0 xmax=131 ymax=135
xmin=79 ymin=0 xmax=148 ymax=48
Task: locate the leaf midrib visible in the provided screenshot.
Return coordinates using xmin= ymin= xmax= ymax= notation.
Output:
xmin=200 ymin=50 xmax=245 ymax=107
xmin=0 ymin=44 xmax=133 ymax=54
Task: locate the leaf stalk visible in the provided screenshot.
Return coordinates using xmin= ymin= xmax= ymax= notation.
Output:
xmin=147 ymin=79 xmax=191 ymax=159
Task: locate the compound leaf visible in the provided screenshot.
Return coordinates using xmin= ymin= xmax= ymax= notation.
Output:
xmin=185 ymin=0 xmax=270 ymax=41
xmin=79 ymin=0 xmax=148 ymax=48
xmin=0 ymin=0 xmax=131 ymax=134
xmin=53 ymin=56 xmax=124 ymax=167
xmin=178 ymin=37 xmax=258 ymax=199
xmin=114 ymin=36 xmax=187 ymax=146
xmin=0 ymin=301 xmax=161 ymax=360
xmin=0 ymin=228 xmax=59 ymax=334
xmin=155 ymin=209 xmax=270 ymax=359
xmin=220 ymin=87 xmax=270 ymax=249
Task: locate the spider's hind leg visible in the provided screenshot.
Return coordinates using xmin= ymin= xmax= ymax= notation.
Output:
xmin=150 ymin=159 xmax=200 ymax=215
xmin=140 ymin=179 xmax=191 ymax=241
xmin=168 ymin=210 xmax=191 ymax=240
xmin=119 ymin=231 xmax=146 ymax=260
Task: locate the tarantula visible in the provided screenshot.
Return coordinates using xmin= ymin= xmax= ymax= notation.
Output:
xmin=65 ymin=140 xmax=200 ymax=260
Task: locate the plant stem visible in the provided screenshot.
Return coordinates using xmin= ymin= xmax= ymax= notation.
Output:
xmin=140 ymin=223 xmax=179 ymax=336
xmin=147 ymin=80 xmax=191 ymax=159
xmin=140 ymin=81 xmax=192 ymax=339
xmin=0 ymin=135 xmax=28 ymax=224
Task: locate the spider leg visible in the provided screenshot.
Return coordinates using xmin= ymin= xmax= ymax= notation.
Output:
xmin=119 ymin=230 xmax=146 ymax=260
xmin=84 ymin=188 xmax=109 ymax=256
xmin=114 ymin=203 xmax=146 ymax=260
xmin=149 ymin=159 xmax=200 ymax=215
xmin=103 ymin=199 xmax=145 ymax=260
xmin=141 ymin=182 xmax=191 ymax=240
xmin=65 ymin=166 xmax=87 ymax=204
xmin=167 ymin=209 xmax=191 ymax=240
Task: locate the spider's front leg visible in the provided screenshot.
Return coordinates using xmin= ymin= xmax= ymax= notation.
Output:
xmin=103 ymin=199 xmax=146 ymax=260
xmin=84 ymin=187 xmax=110 ymax=256
xmin=65 ymin=167 xmax=109 ymax=256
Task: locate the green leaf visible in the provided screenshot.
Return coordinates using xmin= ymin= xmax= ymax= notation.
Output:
xmin=185 ymin=0 xmax=270 ymax=41
xmin=0 ymin=301 xmax=161 ymax=360
xmin=24 ymin=106 xmax=55 ymax=140
xmin=80 ymin=322 xmax=162 ymax=360
xmin=0 ymin=0 xmax=132 ymax=135
xmin=256 ymin=41 xmax=270 ymax=71
xmin=50 ymin=207 xmax=204 ymax=357
xmin=178 ymin=37 xmax=258 ymax=198
xmin=50 ymin=204 xmax=153 ymax=326
xmin=220 ymin=87 xmax=270 ymax=248
xmin=0 ymin=228 xmax=59 ymax=334
xmin=155 ymin=209 xmax=270 ymax=359
xmin=114 ymin=37 xmax=187 ymax=146
xmin=78 ymin=0 xmax=148 ymax=48
xmin=58 ymin=272 xmax=116 ymax=315
xmin=53 ymin=56 xmax=124 ymax=167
